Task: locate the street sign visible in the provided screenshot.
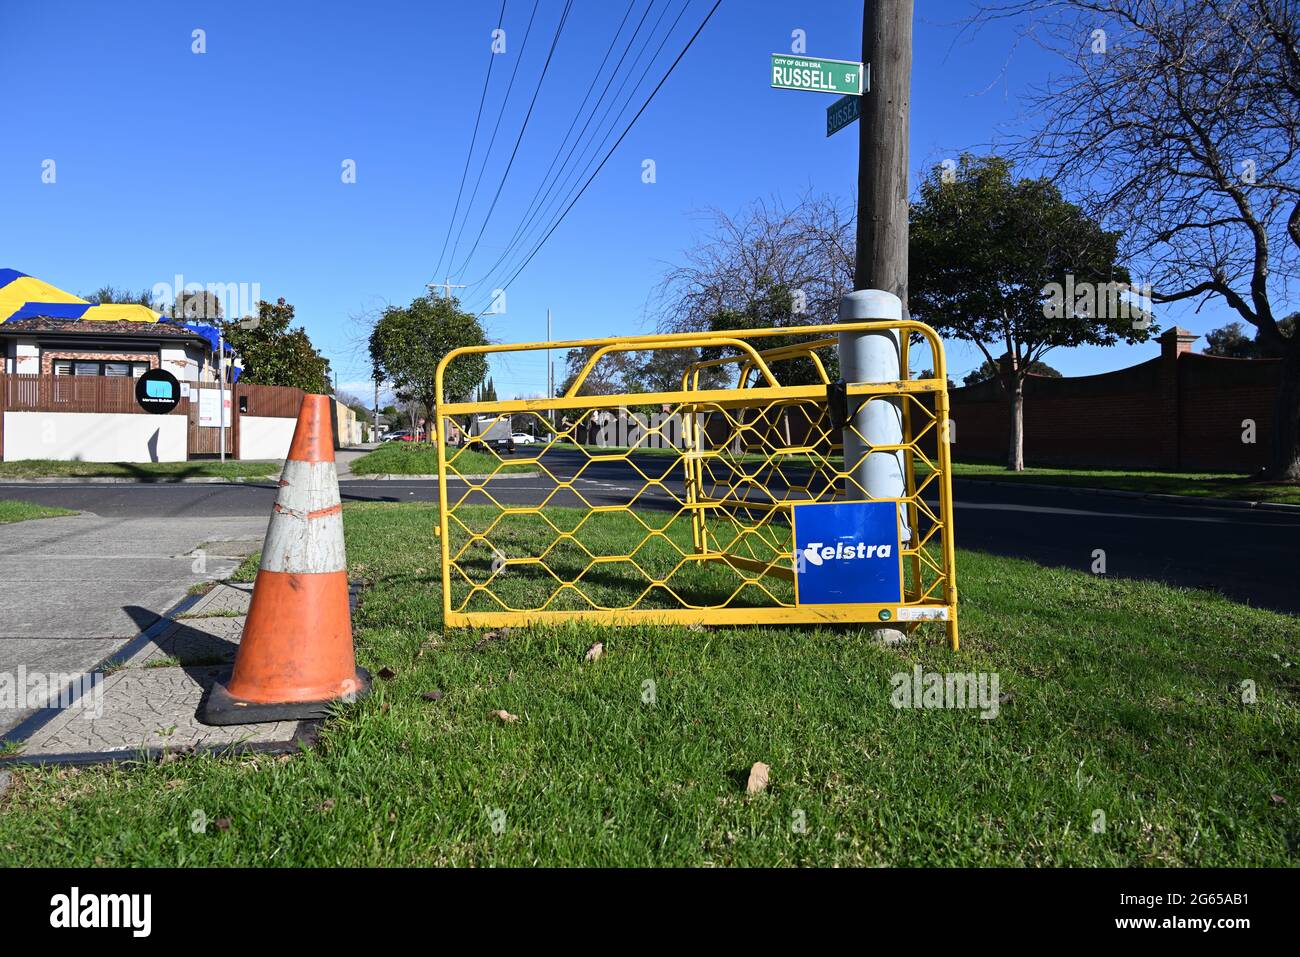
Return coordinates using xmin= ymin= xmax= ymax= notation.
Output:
xmin=134 ymin=368 xmax=181 ymax=415
xmin=771 ymin=54 xmax=864 ymax=95
xmin=792 ymin=501 xmax=903 ymax=605
xmin=827 ymin=93 xmax=860 ymax=137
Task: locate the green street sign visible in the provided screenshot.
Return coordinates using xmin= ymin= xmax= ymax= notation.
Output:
xmin=771 ymin=54 xmax=864 ymax=95
xmin=827 ymin=93 xmax=860 ymax=137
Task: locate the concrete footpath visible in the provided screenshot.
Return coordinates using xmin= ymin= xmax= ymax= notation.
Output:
xmin=1 ymin=582 xmax=312 ymax=764
xmin=0 ymin=513 xmax=267 ymax=733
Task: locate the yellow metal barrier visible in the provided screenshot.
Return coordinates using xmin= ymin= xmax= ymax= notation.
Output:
xmin=434 ymin=320 xmax=959 ymax=648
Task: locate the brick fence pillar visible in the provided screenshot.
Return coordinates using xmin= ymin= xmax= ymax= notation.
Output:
xmin=1159 ymin=327 xmax=1199 ymax=469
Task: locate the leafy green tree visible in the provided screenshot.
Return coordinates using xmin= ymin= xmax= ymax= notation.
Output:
xmin=910 ymin=154 xmax=1153 ymax=470
xmin=379 ymin=404 xmax=409 ymax=430
xmin=1204 ymin=315 xmax=1296 ymax=359
xmin=963 ymin=357 xmax=1062 ymax=387
xmin=369 ymin=294 xmax=488 ymax=416
xmin=221 ymin=298 xmax=332 ymax=393
xmin=1204 ymin=322 xmax=1260 ymax=359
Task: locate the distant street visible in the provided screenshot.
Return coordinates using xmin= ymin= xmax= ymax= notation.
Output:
xmin=3 ymin=447 xmax=1298 ymax=616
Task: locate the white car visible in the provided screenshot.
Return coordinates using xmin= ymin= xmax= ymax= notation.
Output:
xmin=511 ymin=433 xmax=537 ymax=445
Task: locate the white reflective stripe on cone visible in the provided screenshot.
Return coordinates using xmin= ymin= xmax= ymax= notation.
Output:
xmin=260 ymin=459 xmax=347 ymax=574
xmin=274 ymin=459 xmax=342 ymax=513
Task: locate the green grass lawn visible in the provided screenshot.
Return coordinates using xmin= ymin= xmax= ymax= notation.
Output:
xmin=0 ymin=459 xmax=279 ymax=480
xmin=584 ymin=445 xmax=1300 ymax=506
xmin=943 ymin=462 xmax=1300 ymax=505
xmin=349 ymin=442 xmax=535 ymax=476
xmin=0 ymin=501 xmax=1296 ymax=866
xmin=0 ymin=499 xmax=75 ymax=524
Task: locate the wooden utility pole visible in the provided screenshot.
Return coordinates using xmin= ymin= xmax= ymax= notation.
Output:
xmin=838 ymin=0 xmax=913 ymax=611
xmin=855 ymin=0 xmax=912 ymax=298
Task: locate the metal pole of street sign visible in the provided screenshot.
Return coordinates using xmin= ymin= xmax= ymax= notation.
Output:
xmin=218 ymin=328 xmax=226 ymax=463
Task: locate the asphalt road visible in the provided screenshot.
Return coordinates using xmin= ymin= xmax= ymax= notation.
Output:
xmin=3 ymin=448 xmax=1299 ymax=621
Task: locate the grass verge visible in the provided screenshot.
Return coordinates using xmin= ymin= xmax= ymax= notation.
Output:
xmin=0 ymin=501 xmax=1295 ymax=866
xmin=944 ymin=462 xmax=1300 ymax=505
xmin=229 ymin=552 xmax=261 ymax=583
xmin=349 ymin=443 xmax=533 ymax=477
xmin=0 ymin=460 xmax=279 ymax=481
xmin=0 ymin=500 xmax=75 ymax=524
xmin=583 ymin=445 xmax=1299 ymax=506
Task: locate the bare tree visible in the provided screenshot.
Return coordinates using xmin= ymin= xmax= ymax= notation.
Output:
xmin=653 ymin=193 xmax=857 ymax=334
xmin=974 ymin=0 xmax=1300 ymax=479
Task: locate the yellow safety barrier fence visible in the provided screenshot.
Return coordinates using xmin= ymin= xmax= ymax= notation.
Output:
xmin=435 ymin=320 xmax=959 ymax=648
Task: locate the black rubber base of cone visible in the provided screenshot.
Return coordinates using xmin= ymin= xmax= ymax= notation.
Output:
xmin=198 ymin=668 xmax=371 ymax=726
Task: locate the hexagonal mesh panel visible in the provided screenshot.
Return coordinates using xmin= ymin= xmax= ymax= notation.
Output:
xmin=434 ymin=321 xmax=959 ymax=648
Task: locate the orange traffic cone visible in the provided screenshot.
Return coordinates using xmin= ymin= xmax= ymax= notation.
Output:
xmin=200 ymin=395 xmax=369 ymax=725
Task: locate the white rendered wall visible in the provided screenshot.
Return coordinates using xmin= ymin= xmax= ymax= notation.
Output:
xmin=3 ymin=411 xmax=188 ymax=462
xmin=239 ymin=415 xmax=295 ymax=460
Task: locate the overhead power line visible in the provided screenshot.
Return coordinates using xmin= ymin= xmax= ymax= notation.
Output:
xmin=466 ymin=0 xmax=683 ymax=305
xmin=432 ymin=0 xmax=508 ymax=285
xmin=449 ymin=0 xmax=575 ymax=280
xmin=461 ymin=0 xmax=651 ymax=290
xmin=444 ymin=0 xmax=543 ymax=280
xmin=476 ymin=0 xmax=722 ymax=314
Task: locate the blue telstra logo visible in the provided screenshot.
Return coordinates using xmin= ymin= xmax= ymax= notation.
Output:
xmin=792 ymin=501 xmax=902 ymax=605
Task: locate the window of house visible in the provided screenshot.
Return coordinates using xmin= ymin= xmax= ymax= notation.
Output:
xmin=48 ymin=357 xmax=155 ymax=376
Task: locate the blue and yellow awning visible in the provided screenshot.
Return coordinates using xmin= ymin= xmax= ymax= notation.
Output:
xmin=0 ymin=268 xmax=163 ymax=324
xmin=0 ymin=268 xmax=243 ymax=380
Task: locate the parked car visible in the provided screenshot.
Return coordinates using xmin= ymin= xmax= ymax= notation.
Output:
xmin=511 ymin=433 xmax=537 ymax=445
xmin=382 ymin=430 xmax=412 ymax=443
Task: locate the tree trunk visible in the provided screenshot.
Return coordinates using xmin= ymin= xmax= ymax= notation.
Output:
xmin=1274 ymin=342 xmax=1300 ymax=481
xmin=1007 ymin=381 xmax=1025 ymax=471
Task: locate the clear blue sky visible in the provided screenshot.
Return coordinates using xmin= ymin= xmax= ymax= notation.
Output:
xmin=0 ymin=0 xmax=1241 ymax=399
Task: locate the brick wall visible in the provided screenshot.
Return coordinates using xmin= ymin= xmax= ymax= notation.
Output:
xmin=40 ymin=350 xmax=157 ymax=377
xmin=947 ymin=329 xmax=1281 ymax=471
